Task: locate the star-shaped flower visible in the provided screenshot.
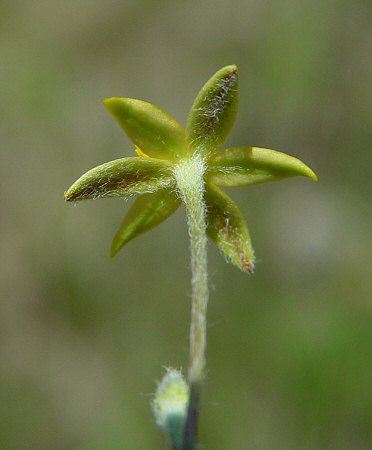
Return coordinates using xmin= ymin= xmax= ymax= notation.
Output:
xmin=64 ymin=65 xmax=317 ymax=273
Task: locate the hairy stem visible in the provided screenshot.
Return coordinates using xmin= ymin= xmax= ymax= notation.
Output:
xmin=174 ymin=155 xmax=208 ymax=384
xmin=173 ymin=155 xmax=209 ymax=449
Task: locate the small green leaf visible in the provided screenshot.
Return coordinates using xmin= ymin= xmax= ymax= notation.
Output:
xmin=186 ymin=65 xmax=239 ymax=155
xmin=104 ymin=98 xmax=186 ymax=161
xmin=205 ymin=183 xmax=255 ymax=273
xmin=208 ymin=146 xmax=317 ymax=187
xmin=64 ymin=157 xmax=173 ymax=202
xmin=111 ymin=189 xmax=181 ymax=256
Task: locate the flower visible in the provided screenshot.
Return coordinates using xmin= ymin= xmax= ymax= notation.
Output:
xmin=64 ymin=65 xmax=317 ymax=273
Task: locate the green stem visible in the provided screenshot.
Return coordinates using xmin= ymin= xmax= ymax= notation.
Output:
xmin=182 ymin=383 xmax=201 ymax=450
xmin=173 ymin=155 xmax=209 ymax=449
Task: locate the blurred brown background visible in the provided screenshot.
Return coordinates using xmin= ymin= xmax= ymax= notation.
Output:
xmin=1 ymin=1 xmax=371 ymax=449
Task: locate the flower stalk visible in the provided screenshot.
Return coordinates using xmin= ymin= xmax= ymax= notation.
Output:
xmin=173 ymin=155 xmax=208 ymax=386
xmin=173 ymin=155 xmax=209 ymax=449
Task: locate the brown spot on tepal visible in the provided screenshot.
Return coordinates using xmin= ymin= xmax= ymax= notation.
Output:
xmin=240 ymin=256 xmax=255 ymax=274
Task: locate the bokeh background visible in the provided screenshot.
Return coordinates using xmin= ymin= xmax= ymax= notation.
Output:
xmin=1 ymin=1 xmax=371 ymax=449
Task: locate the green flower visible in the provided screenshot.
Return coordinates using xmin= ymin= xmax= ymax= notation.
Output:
xmin=64 ymin=65 xmax=317 ymax=273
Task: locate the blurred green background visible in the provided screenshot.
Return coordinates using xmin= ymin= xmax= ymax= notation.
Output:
xmin=1 ymin=0 xmax=371 ymax=449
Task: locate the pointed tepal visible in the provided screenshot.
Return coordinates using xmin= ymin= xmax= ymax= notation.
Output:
xmin=186 ymin=65 xmax=239 ymax=155
xmin=104 ymin=98 xmax=186 ymax=161
xmin=205 ymin=183 xmax=255 ymax=273
xmin=111 ymin=189 xmax=181 ymax=256
xmin=208 ymin=146 xmax=317 ymax=187
xmin=64 ymin=157 xmax=174 ymax=202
